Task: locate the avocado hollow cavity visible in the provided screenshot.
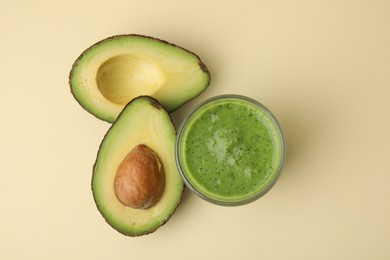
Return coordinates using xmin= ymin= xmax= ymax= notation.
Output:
xmin=97 ymin=54 xmax=165 ymax=105
xmin=114 ymin=144 xmax=165 ymax=209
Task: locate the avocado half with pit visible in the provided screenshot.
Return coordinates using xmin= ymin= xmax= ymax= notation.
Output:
xmin=69 ymin=34 xmax=210 ymax=122
xmin=92 ymin=96 xmax=183 ymax=236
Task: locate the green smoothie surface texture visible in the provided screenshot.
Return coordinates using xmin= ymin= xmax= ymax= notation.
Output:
xmin=178 ymin=97 xmax=284 ymax=202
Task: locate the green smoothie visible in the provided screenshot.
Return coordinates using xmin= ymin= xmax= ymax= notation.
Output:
xmin=176 ymin=95 xmax=285 ymax=205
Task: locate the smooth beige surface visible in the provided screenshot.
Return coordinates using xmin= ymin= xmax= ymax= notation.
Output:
xmin=1 ymin=0 xmax=389 ymax=259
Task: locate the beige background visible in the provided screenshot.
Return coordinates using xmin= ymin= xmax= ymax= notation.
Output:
xmin=1 ymin=0 xmax=389 ymax=259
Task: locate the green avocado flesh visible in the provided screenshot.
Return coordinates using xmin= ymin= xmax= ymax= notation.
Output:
xmin=92 ymin=96 xmax=183 ymax=236
xmin=69 ymin=34 xmax=210 ymax=122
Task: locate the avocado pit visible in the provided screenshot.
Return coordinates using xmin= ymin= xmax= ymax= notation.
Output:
xmin=114 ymin=144 xmax=165 ymax=209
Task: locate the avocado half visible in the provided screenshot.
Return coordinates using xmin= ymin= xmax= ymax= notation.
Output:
xmin=92 ymin=96 xmax=184 ymax=236
xmin=69 ymin=34 xmax=211 ymax=122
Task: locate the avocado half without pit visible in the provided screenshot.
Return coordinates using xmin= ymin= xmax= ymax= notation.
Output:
xmin=92 ymin=96 xmax=183 ymax=236
xmin=69 ymin=34 xmax=211 ymax=122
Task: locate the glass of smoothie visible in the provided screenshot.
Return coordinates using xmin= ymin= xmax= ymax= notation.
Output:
xmin=175 ymin=94 xmax=285 ymax=206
